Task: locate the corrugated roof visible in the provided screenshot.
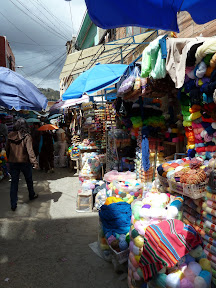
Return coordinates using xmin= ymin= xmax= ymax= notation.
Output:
xmin=60 ymin=30 xmax=157 ymax=80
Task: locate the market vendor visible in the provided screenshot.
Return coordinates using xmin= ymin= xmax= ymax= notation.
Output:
xmin=56 ymin=122 xmax=67 ymax=168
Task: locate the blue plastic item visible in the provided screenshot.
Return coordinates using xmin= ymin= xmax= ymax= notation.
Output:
xmin=0 ymin=67 xmax=48 ymax=111
xmin=62 ymin=63 xmax=128 ymax=100
xmin=85 ymin=0 xmax=216 ymax=32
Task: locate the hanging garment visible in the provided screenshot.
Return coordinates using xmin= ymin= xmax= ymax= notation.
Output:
xmin=166 ymin=37 xmax=206 ymax=88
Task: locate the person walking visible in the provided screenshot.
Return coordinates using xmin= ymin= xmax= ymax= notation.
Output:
xmin=39 ymin=131 xmax=54 ymax=173
xmin=31 ymin=122 xmax=41 ymax=157
xmin=56 ymin=123 xmax=67 ymax=168
xmin=6 ymin=118 xmax=39 ymax=211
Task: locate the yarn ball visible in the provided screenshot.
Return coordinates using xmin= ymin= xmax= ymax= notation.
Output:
xmin=152 ymin=273 xmax=167 ymax=287
xmin=133 ymin=244 xmax=140 ymax=255
xmin=196 ymin=252 xmax=207 ymax=262
xmin=184 ymin=268 xmax=196 ymax=283
xmin=189 ymin=246 xmax=203 ymax=259
xmin=131 ymin=229 xmax=140 ymax=239
xmin=180 ymin=278 xmax=194 ymax=288
xmin=119 ymin=234 xmax=126 ymax=242
xmin=107 ymin=235 xmax=116 ymax=245
xmin=194 ymin=276 xmax=207 ymax=288
xmin=125 ymin=232 xmax=130 ymax=244
xmin=166 ymin=272 xmax=181 ymax=288
xmin=199 ymin=270 xmax=211 ymax=286
xmin=129 ymin=240 xmax=134 ymax=252
xmin=185 ymin=254 xmax=195 ymax=264
xmin=119 ymin=240 xmax=128 ymax=251
xmin=171 ymin=269 xmax=184 ymax=280
xmin=110 ymin=239 xmax=119 ymax=250
xmin=134 ymin=255 xmax=141 ymax=263
xmin=134 ymin=236 xmax=144 ymax=248
xmin=199 ymin=258 xmax=211 ymax=272
xmin=115 ymin=233 xmax=120 ymax=240
xmin=188 ymin=262 xmax=202 ymax=276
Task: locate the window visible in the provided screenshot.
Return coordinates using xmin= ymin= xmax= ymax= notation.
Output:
xmin=126 ymin=26 xmax=147 ymax=37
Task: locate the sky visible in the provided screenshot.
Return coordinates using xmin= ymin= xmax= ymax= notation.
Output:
xmin=0 ymin=0 xmax=86 ymax=91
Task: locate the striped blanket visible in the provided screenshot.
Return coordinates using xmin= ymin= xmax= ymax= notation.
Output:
xmin=139 ymin=219 xmax=202 ymax=282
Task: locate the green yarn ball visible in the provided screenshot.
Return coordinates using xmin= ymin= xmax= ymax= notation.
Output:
xmin=131 ymin=229 xmax=139 ymax=239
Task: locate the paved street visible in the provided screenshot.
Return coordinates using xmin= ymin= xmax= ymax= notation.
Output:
xmin=0 ymin=169 xmax=127 ymax=288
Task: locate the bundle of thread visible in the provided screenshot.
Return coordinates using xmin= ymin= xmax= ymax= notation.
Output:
xmin=108 ymin=179 xmax=143 ymax=203
xmin=182 ymin=49 xmax=216 ymax=159
xmin=147 ymin=245 xmax=211 ymax=288
xmin=183 ymin=194 xmax=216 ymax=287
xmin=157 ymin=157 xmax=208 ymax=184
xmin=128 ymin=195 xmax=183 ymax=288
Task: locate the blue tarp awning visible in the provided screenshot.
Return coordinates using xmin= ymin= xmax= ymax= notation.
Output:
xmin=62 ymin=63 xmax=128 ymax=101
xmin=85 ymin=0 xmax=216 ymax=32
xmin=0 ymin=67 xmax=48 ymax=111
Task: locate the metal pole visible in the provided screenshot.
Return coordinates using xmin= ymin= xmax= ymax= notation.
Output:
xmin=120 ymin=47 xmax=123 ymax=64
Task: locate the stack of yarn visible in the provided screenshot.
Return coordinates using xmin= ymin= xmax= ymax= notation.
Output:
xmin=105 ymin=103 xmax=116 ymax=130
xmin=108 ymin=179 xmax=143 ymax=204
xmin=79 ymin=152 xmax=101 ymax=177
xmin=147 ymin=245 xmax=212 ymax=288
xmin=128 ymin=194 xmax=183 ymax=287
xmin=183 ymin=193 xmax=216 ymax=287
xmin=157 ymin=157 xmax=208 ymax=184
xmin=179 ymin=40 xmax=216 ymax=160
xmin=0 ymin=149 xmax=8 ymax=181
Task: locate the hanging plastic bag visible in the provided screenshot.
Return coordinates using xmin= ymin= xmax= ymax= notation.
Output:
xmin=118 ymin=66 xmax=140 ymax=95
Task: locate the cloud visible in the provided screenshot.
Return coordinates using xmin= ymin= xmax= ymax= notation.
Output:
xmin=0 ymin=0 xmax=86 ymax=91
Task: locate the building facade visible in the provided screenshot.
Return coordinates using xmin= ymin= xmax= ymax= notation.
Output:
xmin=0 ymin=36 xmax=15 ymax=71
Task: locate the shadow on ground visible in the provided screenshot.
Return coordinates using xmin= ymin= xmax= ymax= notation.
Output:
xmin=0 ymin=168 xmax=127 ymax=288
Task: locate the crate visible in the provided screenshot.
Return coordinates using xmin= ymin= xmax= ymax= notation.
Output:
xmin=168 ymin=179 xmax=207 ymax=199
xmin=108 ymin=244 xmax=129 ymax=265
xmin=157 ymin=174 xmax=169 ymax=188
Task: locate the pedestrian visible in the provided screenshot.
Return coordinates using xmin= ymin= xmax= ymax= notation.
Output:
xmin=6 ymin=118 xmax=39 ymax=211
xmin=56 ymin=123 xmax=67 ymax=168
xmin=31 ymin=122 xmax=41 ymax=157
xmin=39 ymin=131 xmax=54 ymax=173
xmin=0 ymin=116 xmax=8 ymax=148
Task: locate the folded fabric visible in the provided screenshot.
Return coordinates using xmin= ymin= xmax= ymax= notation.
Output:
xmin=206 ymin=192 xmax=216 ymax=201
xmin=204 ymin=240 xmax=216 ymax=255
xmin=210 ymin=53 xmax=216 ymax=68
xmin=202 ymin=205 xmax=216 ymax=218
xmin=190 ymin=111 xmax=202 ymax=121
xmin=186 ymin=42 xmax=204 ymax=67
xmin=192 ymin=122 xmax=203 ymax=128
xmin=195 ymin=39 xmax=216 ymax=65
xmin=205 ymin=66 xmax=215 ymax=77
xmin=205 ymin=248 xmax=216 ymax=264
xmin=139 ymin=219 xmax=202 ymax=282
xmin=195 ymin=61 xmax=207 ymax=78
xmin=203 ymin=233 xmax=216 ymax=247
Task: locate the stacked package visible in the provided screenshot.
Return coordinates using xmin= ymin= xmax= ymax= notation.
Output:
xmin=182 ymin=189 xmax=216 ymax=287
xmin=179 ymin=42 xmax=216 ymax=160
xmin=128 ymin=193 xmax=184 ymax=287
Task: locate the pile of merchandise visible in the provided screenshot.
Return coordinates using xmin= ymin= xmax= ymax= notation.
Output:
xmin=157 ymin=157 xmax=208 ymax=198
xmin=0 ymin=149 xmax=8 ymax=181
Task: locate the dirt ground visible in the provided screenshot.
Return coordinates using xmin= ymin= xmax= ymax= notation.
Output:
xmin=0 ymin=168 xmax=127 ymax=288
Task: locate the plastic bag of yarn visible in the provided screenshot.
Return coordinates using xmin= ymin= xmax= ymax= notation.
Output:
xmin=118 ymin=66 xmax=141 ymax=95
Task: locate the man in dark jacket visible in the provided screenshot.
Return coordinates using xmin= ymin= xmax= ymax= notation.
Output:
xmin=6 ymin=118 xmax=39 ymax=211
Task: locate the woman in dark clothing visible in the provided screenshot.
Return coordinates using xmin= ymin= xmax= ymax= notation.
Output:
xmin=6 ymin=118 xmax=39 ymax=211
xmin=39 ymin=131 xmax=54 ymax=173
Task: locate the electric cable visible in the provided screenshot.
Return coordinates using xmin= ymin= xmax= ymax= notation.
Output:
xmin=37 ymin=53 xmax=66 ymax=86
xmin=9 ymin=0 xmax=68 ymax=41
xmin=28 ymin=0 xmax=70 ymax=40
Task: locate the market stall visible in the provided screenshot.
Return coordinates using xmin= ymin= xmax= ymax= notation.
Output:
xmin=60 ymin=35 xmax=216 ymax=287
